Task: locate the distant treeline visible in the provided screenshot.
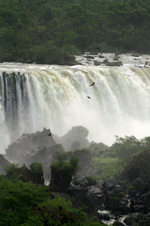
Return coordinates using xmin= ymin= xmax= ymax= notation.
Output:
xmin=0 ymin=0 xmax=150 ymax=64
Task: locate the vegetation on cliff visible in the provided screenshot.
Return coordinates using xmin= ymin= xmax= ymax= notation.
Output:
xmin=0 ymin=0 xmax=150 ymax=64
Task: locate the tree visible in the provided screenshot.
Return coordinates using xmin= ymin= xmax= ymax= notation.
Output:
xmin=0 ymin=176 xmax=104 ymax=226
xmin=111 ymin=136 xmax=141 ymax=165
xmin=30 ymin=162 xmax=44 ymax=184
xmin=49 ymin=154 xmax=78 ymax=192
xmin=4 ymin=164 xmax=20 ymax=179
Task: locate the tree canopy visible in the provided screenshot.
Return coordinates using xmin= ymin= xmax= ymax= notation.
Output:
xmin=0 ymin=0 xmax=150 ymax=64
xmin=0 ymin=176 xmax=105 ymax=226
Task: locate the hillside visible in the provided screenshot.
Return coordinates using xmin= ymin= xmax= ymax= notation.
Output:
xmin=0 ymin=0 xmax=150 ymax=64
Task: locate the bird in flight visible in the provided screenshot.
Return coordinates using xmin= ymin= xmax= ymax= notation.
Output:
xmin=87 ymin=96 xmax=91 ymax=99
xmin=89 ymin=82 xmax=95 ymax=86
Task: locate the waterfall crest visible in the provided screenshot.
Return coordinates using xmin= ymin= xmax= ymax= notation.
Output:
xmin=0 ymin=63 xmax=150 ymax=153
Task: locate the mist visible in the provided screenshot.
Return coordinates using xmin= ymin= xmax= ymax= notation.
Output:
xmin=0 ymin=55 xmax=150 ymax=154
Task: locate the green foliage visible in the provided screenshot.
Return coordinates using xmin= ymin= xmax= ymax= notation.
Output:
xmin=50 ymin=154 xmax=78 ymax=192
xmin=92 ymin=157 xmax=123 ymax=180
xmin=36 ymin=197 xmax=88 ymax=226
xmin=0 ymin=0 xmax=150 ymax=63
xmin=88 ymin=142 xmax=108 ymax=157
xmin=51 ymin=154 xmax=78 ymax=176
xmin=141 ymin=136 xmax=150 ymax=151
xmin=4 ymin=163 xmax=20 ymax=179
xmin=110 ymin=136 xmax=141 ymax=165
xmin=40 ymin=196 xmax=72 ymax=210
xmin=0 ymin=177 xmax=48 ymax=226
xmin=0 ymin=177 xmax=106 ymax=226
xmin=123 ymin=150 xmax=150 ymax=181
xmin=86 ymin=223 xmax=104 ymax=226
xmin=30 ymin=162 xmax=44 ymax=184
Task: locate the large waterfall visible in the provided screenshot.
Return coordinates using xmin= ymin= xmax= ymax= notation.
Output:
xmin=0 ymin=61 xmax=150 ymax=153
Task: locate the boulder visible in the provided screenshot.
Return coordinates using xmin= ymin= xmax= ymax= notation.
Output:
xmin=98 ymin=210 xmax=111 ymax=220
xmin=103 ymin=178 xmax=129 ymax=214
xmin=94 ymin=61 xmax=101 ymax=66
xmin=68 ymin=176 xmax=105 ymax=214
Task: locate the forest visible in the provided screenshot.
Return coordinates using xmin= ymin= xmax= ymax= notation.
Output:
xmin=1 ymin=128 xmax=150 ymax=226
xmin=0 ymin=0 xmax=150 ymax=64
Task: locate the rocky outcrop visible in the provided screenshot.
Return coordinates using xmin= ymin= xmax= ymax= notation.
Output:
xmin=68 ymin=176 xmax=104 ymax=215
xmin=123 ymin=213 xmax=150 ymax=226
xmin=54 ymin=126 xmax=89 ymax=152
xmin=6 ymin=128 xmax=55 ymax=162
xmin=103 ymin=178 xmax=130 ymax=214
xmin=5 ymin=128 xmax=65 ymax=181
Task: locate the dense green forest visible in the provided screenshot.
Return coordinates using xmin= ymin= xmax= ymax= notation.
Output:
xmin=0 ymin=0 xmax=150 ymax=64
xmin=0 ymin=176 xmax=106 ymax=226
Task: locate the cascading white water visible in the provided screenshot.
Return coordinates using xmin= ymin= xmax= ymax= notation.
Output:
xmin=0 ymin=62 xmax=150 ymax=154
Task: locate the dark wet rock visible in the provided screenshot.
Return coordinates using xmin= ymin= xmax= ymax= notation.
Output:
xmin=123 ymin=213 xmax=148 ymax=226
xmin=112 ymin=221 xmax=125 ymax=226
xmin=72 ymin=176 xmax=89 ymax=187
xmin=85 ymin=176 xmax=98 ymax=186
xmin=98 ymin=210 xmax=111 ymax=220
xmin=68 ymin=183 xmax=88 ymax=198
xmin=72 ymin=192 xmax=97 ymax=215
xmin=87 ymin=185 xmax=104 ymax=208
xmin=124 ymin=215 xmax=134 ymax=225
xmin=102 ymin=58 xmax=122 ymax=66
xmin=129 ymin=178 xmax=147 ymax=197
xmin=63 ymin=55 xmax=77 ymax=66
xmin=94 ymin=61 xmax=101 ymax=66
xmin=68 ymin=176 xmax=105 ymax=215
xmin=103 ymin=178 xmax=129 ymax=214
xmin=86 ymin=55 xmax=95 ymax=59
xmin=127 ymin=177 xmax=150 ymax=214
xmin=98 ymin=54 xmax=105 ymax=58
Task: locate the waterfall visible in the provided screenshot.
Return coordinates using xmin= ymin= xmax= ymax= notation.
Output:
xmin=0 ymin=62 xmax=150 ymax=153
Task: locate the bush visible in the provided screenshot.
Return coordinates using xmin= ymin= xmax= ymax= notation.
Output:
xmin=30 ymin=162 xmax=44 ymax=184
xmin=0 ymin=177 xmax=107 ymax=226
xmin=4 ymin=164 xmax=20 ymax=179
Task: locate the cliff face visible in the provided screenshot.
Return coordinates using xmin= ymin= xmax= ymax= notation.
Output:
xmin=6 ymin=128 xmax=55 ymax=163
xmin=5 ymin=128 xmax=65 ymax=181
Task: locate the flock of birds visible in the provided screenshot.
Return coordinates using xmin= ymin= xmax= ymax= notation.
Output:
xmin=87 ymin=81 xmax=95 ymax=99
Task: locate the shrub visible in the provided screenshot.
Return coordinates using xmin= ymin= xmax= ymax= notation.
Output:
xmin=30 ymin=162 xmax=44 ymax=184
xmin=4 ymin=164 xmax=20 ymax=179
